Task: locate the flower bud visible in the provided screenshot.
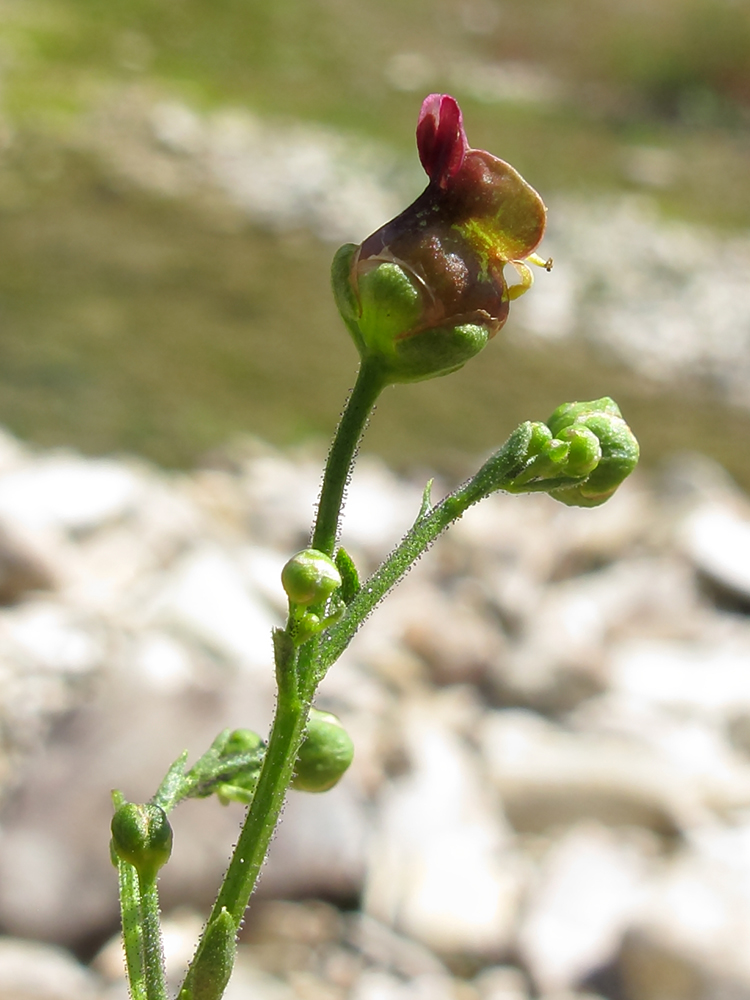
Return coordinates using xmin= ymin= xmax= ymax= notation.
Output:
xmin=333 ymin=94 xmax=548 ymax=384
xmin=547 ymin=398 xmax=639 ymax=507
xmin=111 ymin=802 xmax=173 ymax=883
xmin=291 ymin=709 xmax=354 ymax=793
xmin=222 ymin=728 xmax=264 ymax=757
xmin=281 ymin=549 xmax=341 ymax=606
xmin=556 ymin=424 xmax=602 ymax=478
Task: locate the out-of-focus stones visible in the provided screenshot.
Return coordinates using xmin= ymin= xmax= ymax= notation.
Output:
xmin=400 ymin=584 xmax=505 ymax=686
xmin=517 ymin=823 xmax=655 ymax=994
xmin=0 ymin=937 xmax=102 ymax=1000
xmin=472 ymin=965 xmax=529 ymax=1000
xmin=681 ymin=504 xmax=750 ymax=604
xmin=608 ymin=634 xmax=750 ymax=721
xmin=364 ymin=694 xmax=525 ymax=959
xmin=4 ymin=431 xmax=750 ymax=996
xmin=0 ymin=455 xmax=145 ymax=535
xmin=345 ymin=914 xmax=448 ymax=979
xmin=618 ymin=823 xmax=750 ymax=1000
xmin=480 ymin=710 xmax=702 ymax=835
xmin=146 ymin=543 xmax=279 ymax=675
xmin=0 ymin=522 xmax=56 ymax=604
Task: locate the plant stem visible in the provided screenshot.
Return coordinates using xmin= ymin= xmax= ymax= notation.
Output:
xmin=179 ymin=686 xmax=309 ymax=992
xmin=118 ymin=860 xmax=147 ymax=1000
xmin=139 ymin=875 xmax=168 ymax=1000
xmin=311 ymin=360 xmax=385 ymax=556
xmin=179 ymin=361 xmax=385 ymax=996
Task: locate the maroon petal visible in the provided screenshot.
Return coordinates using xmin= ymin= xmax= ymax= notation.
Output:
xmin=416 ymin=94 xmax=468 ymax=189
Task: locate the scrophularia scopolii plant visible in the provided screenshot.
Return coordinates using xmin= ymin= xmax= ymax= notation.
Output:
xmin=110 ymin=94 xmax=639 ymax=1000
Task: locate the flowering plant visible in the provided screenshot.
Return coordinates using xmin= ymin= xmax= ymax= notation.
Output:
xmin=110 ymin=95 xmax=638 ymax=1000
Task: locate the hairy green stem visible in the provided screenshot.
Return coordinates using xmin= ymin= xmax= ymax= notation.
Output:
xmin=178 ymin=687 xmax=309 ymax=995
xmin=118 ymin=860 xmax=147 ymax=1000
xmin=179 ymin=362 xmax=389 ymax=997
xmin=139 ymin=876 xmax=168 ymax=1000
xmin=311 ymin=360 xmax=385 ymax=556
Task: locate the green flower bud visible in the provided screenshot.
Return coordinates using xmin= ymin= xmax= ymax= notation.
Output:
xmin=549 ymin=400 xmax=640 ymax=507
xmin=526 ymin=421 xmax=554 ymax=458
xmin=222 ymin=728 xmax=264 ymax=757
xmin=211 ymin=728 xmax=265 ymax=804
xmin=291 ymin=709 xmax=354 ymax=793
xmin=111 ymin=803 xmax=173 ymax=883
xmin=556 ymin=423 xmax=602 ymax=478
xmin=281 ymin=548 xmax=341 ymax=606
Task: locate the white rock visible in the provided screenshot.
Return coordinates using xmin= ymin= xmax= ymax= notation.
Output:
xmin=236 ymin=545 xmax=288 ymax=615
xmin=130 ymin=630 xmax=197 ymax=693
xmin=226 ymin=951 xmax=296 ymax=1000
xmin=0 ymin=600 xmax=103 ymax=674
xmin=239 ymin=451 xmax=321 ymax=549
xmin=0 ymin=938 xmax=101 ymax=1000
xmin=517 ymin=823 xmax=655 ymax=993
xmin=681 ymin=503 xmax=750 ymax=601
xmin=570 ymin=695 xmax=750 ymax=816
xmin=398 ymin=582 xmax=505 ymax=686
xmin=480 ymin=710 xmax=705 ymax=834
xmin=0 ymin=456 xmax=145 ymax=533
xmin=346 ymin=913 xmax=447 ymax=978
xmin=352 ymin=969 xmax=458 ymax=1000
xmin=609 ymin=636 xmax=750 ymax=720
xmin=620 ymin=822 xmax=750 ymax=1000
xmin=148 ymin=544 xmax=278 ymax=673
xmin=364 ymin=695 xmax=524 ymax=957
xmin=472 ymin=965 xmax=529 ymax=1000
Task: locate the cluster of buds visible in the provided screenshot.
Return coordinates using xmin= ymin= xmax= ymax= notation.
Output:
xmin=507 ymin=398 xmax=640 ymax=506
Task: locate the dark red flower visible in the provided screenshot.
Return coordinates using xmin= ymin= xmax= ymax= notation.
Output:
xmin=332 ymin=94 xmax=550 ymax=384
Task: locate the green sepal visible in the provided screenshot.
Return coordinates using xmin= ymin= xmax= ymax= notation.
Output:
xmin=547 ymin=396 xmax=622 ymax=437
xmin=335 ymin=546 xmax=360 ymax=604
xmin=356 ymin=261 xmax=423 ymax=361
xmin=178 ymin=908 xmax=236 ymax=1000
xmin=291 ymin=709 xmax=354 ymax=793
xmin=290 ymin=610 xmax=321 ymax=646
xmin=331 ymin=243 xmax=364 ymax=355
xmin=388 ymin=321 xmax=489 ymax=383
xmin=333 ymin=244 xmax=492 ymax=385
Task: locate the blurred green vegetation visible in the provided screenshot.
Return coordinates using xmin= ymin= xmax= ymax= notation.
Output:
xmin=1 ymin=0 xmax=750 ymax=482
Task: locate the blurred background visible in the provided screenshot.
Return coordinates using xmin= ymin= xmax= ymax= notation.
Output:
xmin=1 ymin=2 xmax=750 ymax=1000
xmin=1 ymin=0 xmax=750 ymax=481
